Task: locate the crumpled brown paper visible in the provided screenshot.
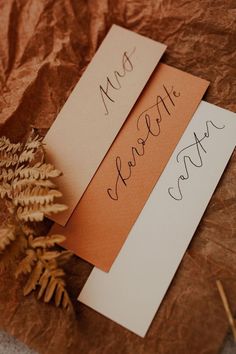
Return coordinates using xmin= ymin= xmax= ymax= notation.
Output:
xmin=0 ymin=0 xmax=236 ymax=353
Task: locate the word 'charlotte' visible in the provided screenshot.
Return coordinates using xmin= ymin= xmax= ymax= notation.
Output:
xmin=107 ymin=85 xmax=180 ymax=201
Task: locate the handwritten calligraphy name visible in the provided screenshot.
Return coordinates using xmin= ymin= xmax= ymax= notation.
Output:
xmin=99 ymin=48 xmax=136 ymax=115
xmin=107 ymin=85 xmax=181 ymax=201
xmin=168 ymin=120 xmax=225 ymax=201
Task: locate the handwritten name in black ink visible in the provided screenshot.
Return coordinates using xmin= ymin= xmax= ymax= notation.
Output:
xmin=168 ymin=120 xmax=225 ymax=201
xmin=107 ymin=85 xmax=181 ymax=201
xmin=99 ymin=48 xmax=136 ymax=115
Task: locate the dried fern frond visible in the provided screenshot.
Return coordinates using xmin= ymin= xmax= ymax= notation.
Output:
xmin=0 ymin=137 xmax=22 ymax=153
xmin=14 ymin=135 xmax=44 ymax=171
xmin=37 ymin=259 xmax=72 ymax=310
xmin=24 ymin=135 xmax=43 ymax=151
xmin=18 ymin=149 xmax=36 ymax=163
xmin=0 ymin=150 xmax=18 ymax=167
xmin=28 ymin=234 xmax=66 ymax=249
xmin=12 ymin=178 xmax=56 ymax=191
xmin=56 ymin=250 xmax=73 ymax=266
xmin=0 ymin=168 xmax=14 ymax=182
xmin=13 ymin=186 xmax=62 ymax=206
xmin=17 ymin=203 xmax=68 ymax=222
xmin=0 ymin=225 xmax=15 ymax=251
xmin=0 ymin=132 xmax=73 ymax=311
xmin=16 ymin=205 xmax=45 ymax=222
xmin=15 ymin=249 xmax=37 ymax=277
xmin=0 ymin=182 xmax=11 ymax=198
xmin=20 ymin=244 xmax=72 ymax=310
xmin=40 ymin=251 xmax=62 ymax=261
xmin=24 ymin=260 xmax=44 ymax=295
xmin=15 ymin=163 xmax=61 ymax=180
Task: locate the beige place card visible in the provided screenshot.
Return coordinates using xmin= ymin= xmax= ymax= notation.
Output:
xmin=44 ymin=24 xmax=166 ymax=225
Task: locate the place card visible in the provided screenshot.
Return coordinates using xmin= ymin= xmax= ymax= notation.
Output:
xmin=51 ymin=64 xmax=209 ymax=271
xmin=78 ymin=101 xmax=236 ymax=337
xmin=44 ymin=24 xmax=166 ymax=226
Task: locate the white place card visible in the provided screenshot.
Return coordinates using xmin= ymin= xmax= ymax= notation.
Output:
xmin=78 ymin=101 xmax=236 ymax=337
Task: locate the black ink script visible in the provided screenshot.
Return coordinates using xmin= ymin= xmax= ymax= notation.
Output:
xmin=168 ymin=120 xmax=225 ymax=201
xmin=107 ymin=85 xmax=181 ymax=201
xmin=99 ymin=48 xmax=136 ymax=115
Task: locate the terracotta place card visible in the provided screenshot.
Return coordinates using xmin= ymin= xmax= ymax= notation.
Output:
xmin=44 ymin=24 xmax=166 ymax=226
xmin=78 ymin=101 xmax=236 ymax=337
xmin=51 ymin=64 xmax=209 ymax=271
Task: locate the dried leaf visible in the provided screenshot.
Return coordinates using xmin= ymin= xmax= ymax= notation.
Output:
xmin=42 ymin=203 xmax=68 ymax=214
xmin=36 ymin=265 xmax=72 ymax=311
xmin=13 ymin=186 xmax=62 ymax=206
xmin=0 ymin=150 xmax=18 ymax=167
xmin=24 ymin=136 xmax=43 ymax=151
xmin=41 ymin=251 xmax=61 ymax=260
xmin=0 ymin=182 xmax=11 ymax=198
xmin=17 ymin=203 xmax=67 ymax=222
xmin=0 ymin=137 xmax=22 ymax=153
xmin=23 ymin=261 xmax=43 ymax=295
xmin=29 ymin=234 xmax=65 ymax=248
xmin=55 ymin=283 xmax=64 ymax=307
xmin=0 ymin=226 xmax=15 ymax=251
xmin=12 ymin=178 xmax=56 ymax=191
xmin=41 ymin=266 xmax=72 ymax=311
xmin=56 ymin=250 xmax=73 ymax=266
xmin=16 ymin=249 xmax=37 ymax=277
xmin=37 ymin=268 xmax=50 ymax=300
xmin=61 ymin=287 xmax=73 ymax=310
xmin=19 ymin=149 xmax=36 ymax=163
xmin=44 ymin=277 xmax=58 ymax=303
xmin=0 ymin=168 xmax=14 ymax=182
xmin=16 ymin=163 xmax=62 ymax=180
xmin=17 ymin=206 xmax=44 ymax=222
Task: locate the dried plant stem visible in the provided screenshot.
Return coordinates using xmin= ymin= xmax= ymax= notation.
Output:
xmin=216 ymin=280 xmax=236 ymax=341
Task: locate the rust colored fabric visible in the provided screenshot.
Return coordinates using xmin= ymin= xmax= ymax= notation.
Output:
xmin=0 ymin=1 xmax=236 ymax=353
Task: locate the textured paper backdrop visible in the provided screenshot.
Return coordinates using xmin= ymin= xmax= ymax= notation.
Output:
xmin=0 ymin=1 xmax=236 ymax=353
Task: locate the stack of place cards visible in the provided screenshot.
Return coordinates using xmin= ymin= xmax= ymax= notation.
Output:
xmin=46 ymin=25 xmax=236 ymax=337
